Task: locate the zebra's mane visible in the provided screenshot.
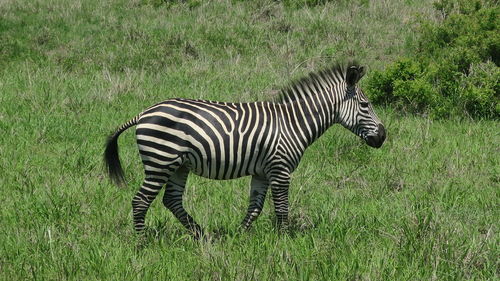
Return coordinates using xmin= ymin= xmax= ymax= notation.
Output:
xmin=277 ymin=62 xmax=359 ymax=103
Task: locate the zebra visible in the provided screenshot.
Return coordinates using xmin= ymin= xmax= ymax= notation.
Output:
xmin=104 ymin=62 xmax=386 ymax=238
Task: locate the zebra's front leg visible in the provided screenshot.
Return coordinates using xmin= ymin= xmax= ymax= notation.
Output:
xmin=162 ymin=165 xmax=204 ymax=239
xmin=240 ymin=176 xmax=269 ymax=230
xmin=270 ymin=174 xmax=291 ymax=231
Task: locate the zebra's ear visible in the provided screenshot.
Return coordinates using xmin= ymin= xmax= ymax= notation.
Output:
xmin=346 ymin=65 xmax=361 ymax=86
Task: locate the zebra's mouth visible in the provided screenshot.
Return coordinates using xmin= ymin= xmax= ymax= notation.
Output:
xmin=364 ymin=124 xmax=386 ymax=148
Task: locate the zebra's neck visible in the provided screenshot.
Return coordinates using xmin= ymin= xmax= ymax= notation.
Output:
xmin=279 ymin=91 xmax=337 ymax=151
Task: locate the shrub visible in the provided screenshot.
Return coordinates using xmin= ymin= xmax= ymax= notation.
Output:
xmin=366 ymin=0 xmax=499 ymax=119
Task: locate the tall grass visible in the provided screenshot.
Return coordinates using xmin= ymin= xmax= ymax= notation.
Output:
xmin=1 ymin=0 xmax=497 ymax=280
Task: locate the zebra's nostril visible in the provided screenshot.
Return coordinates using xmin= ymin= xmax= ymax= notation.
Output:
xmin=365 ymin=124 xmax=386 ymax=148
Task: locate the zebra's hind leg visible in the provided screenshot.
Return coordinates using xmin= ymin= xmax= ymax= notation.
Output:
xmin=240 ymin=176 xmax=269 ymax=230
xmin=132 ymin=157 xmax=182 ymax=234
xmin=132 ymin=177 xmax=168 ymax=234
xmin=162 ymin=165 xmax=204 ymax=239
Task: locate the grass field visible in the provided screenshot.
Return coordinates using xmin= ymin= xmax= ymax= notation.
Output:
xmin=1 ymin=0 xmax=498 ymax=280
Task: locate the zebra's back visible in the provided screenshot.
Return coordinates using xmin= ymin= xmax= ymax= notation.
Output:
xmin=136 ymin=98 xmax=281 ymax=180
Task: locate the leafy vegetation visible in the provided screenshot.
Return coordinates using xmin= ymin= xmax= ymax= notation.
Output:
xmin=0 ymin=0 xmax=498 ymax=280
xmin=366 ymin=0 xmax=500 ymax=119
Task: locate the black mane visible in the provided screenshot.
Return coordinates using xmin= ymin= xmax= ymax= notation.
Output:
xmin=278 ymin=61 xmax=360 ymax=103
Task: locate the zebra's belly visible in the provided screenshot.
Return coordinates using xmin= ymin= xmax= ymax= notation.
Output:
xmin=184 ymin=155 xmax=260 ymax=180
xmin=190 ymin=169 xmax=252 ymax=180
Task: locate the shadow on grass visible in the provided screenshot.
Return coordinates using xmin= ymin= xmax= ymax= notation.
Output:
xmin=134 ymin=212 xmax=319 ymax=250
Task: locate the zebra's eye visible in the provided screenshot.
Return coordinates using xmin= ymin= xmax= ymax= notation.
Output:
xmin=360 ymin=101 xmax=369 ymax=108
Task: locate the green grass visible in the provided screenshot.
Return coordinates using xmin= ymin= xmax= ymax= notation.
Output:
xmin=0 ymin=0 xmax=498 ymax=280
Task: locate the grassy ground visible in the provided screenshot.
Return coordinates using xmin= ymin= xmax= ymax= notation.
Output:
xmin=1 ymin=0 xmax=498 ymax=280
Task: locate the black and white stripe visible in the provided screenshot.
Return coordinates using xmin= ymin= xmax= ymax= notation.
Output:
xmin=104 ymin=62 xmax=386 ymax=237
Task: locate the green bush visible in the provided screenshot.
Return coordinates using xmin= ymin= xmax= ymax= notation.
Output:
xmin=366 ymin=0 xmax=499 ymax=119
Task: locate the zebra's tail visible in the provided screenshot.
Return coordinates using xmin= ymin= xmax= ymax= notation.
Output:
xmin=104 ymin=115 xmax=140 ymax=187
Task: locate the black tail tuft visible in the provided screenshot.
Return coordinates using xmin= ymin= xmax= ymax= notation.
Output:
xmin=104 ymin=132 xmax=126 ymax=187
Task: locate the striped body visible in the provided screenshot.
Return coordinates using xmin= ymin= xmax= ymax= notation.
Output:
xmin=138 ymin=99 xmax=280 ymax=180
xmin=104 ymin=63 xmax=386 ymax=237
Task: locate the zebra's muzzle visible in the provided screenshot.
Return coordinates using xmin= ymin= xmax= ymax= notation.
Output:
xmin=365 ymin=124 xmax=386 ymax=148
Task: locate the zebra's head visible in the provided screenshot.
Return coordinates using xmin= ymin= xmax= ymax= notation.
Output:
xmin=337 ymin=65 xmax=386 ymax=148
